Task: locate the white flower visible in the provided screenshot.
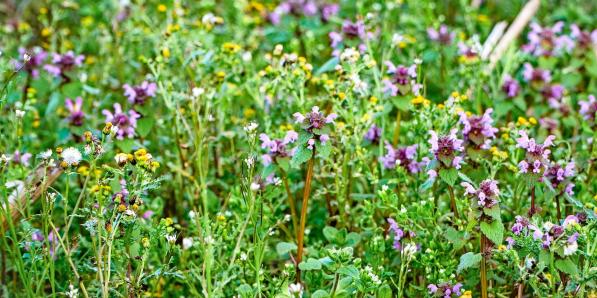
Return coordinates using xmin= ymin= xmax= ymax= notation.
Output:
xmin=189 ymin=210 xmax=196 ymax=219
xmin=288 ymin=283 xmax=303 ymax=296
xmin=340 ymin=48 xmax=360 ymax=64
xmin=240 ymin=252 xmax=248 ymax=261
xmin=61 ymin=147 xmax=82 ymax=166
xmin=192 ymin=87 xmax=205 ymax=97
xmin=124 ymin=209 xmax=136 ymax=217
xmin=39 ymin=149 xmax=52 ymax=159
xmin=274 ymin=44 xmax=284 ymax=56
xmin=165 ymin=234 xmax=176 ymax=243
xmin=1 ymin=154 xmax=9 ymax=165
xmin=114 ymin=153 xmax=129 ymax=164
xmin=250 ymin=182 xmax=261 ymax=192
xmin=23 ymin=53 xmax=31 ymax=62
xmin=182 ymin=237 xmax=193 ymax=250
xmin=244 ymin=122 xmax=258 ymax=133
xmin=5 ymin=180 xmax=25 ymax=204
xmin=15 ymin=109 xmax=25 ymax=118
xmin=66 ymin=284 xmax=79 ymax=298
xmin=204 ymin=235 xmax=214 ymax=245
xmin=564 ymin=241 xmax=578 ymax=256
xmin=110 ymin=125 xmax=119 ymax=135
xmin=403 ymin=243 xmax=418 ymax=259
xmin=284 ymin=214 xmax=291 ymax=222
xmin=242 ymin=52 xmax=252 ymax=62
xmin=381 ymin=185 xmax=389 ymax=192
xmin=245 ymin=157 xmax=254 ymax=168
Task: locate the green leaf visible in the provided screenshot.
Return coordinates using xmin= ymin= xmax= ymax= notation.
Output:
xmin=315 ymin=57 xmax=339 ymax=75
xmin=323 ymin=226 xmax=338 ymax=242
xmin=298 ymin=258 xmax=322 ymax=271
xmin=438 ymin=168 xmax=458 ymax=186
xmin=317 ymin=141 xmax=332 ymax=159
xmin=276 ymin=242 xmax=297 ymax=256
xmin=457 ymin=252 xmax=482 ymax=273
xmin=377 ymin=284 xmax=392 ymax=298
xmin=483 ymin=204 xmax=501 ymax=220
xmin=291 ymin=146 xmax=312 ymax=167
xmin=312 ymin=290 xmax=330 ymax=298
xmin=115 ymin=139 xmax=136 ymax=153
xmin=345 ymin=232 xmax=361 ymax=247
xmin=136 ymin=117 xmax=154 ymax=138
xmin=262 ymin=164 xmax=276 ymax=178
xmin=555 ymin=259 xmax=578 ymax=276
xmin=480 ymin=220 xmax=504 ymax=245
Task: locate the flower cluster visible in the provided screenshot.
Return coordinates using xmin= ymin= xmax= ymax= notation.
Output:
xmin=510 ymin=214 xmax=585 ymax=254
xmin=387 ymin=218 xmax=416 ymax=251
xmin=382 ymin=61 xmax=421 ymax=96
xmin=427 ymin=282 xmax=463 ymax=298
xmin=44 ymin=51 xmax=85 ymax=77
xmin=427 ymin=129 xmax=465 ymax=178
xmin=461 ymin=179 xmax=500 ymax=208
xmin=579 ymin=94 xmax=597 ymax=124
xmin=269 ymin=1 xmax=338 ymax=25
xmin=65 ymin=97 xmax=85 ymax=126
xmin=380 ymin=142 xmax=420 ymax=173
xmin=15 ymin=47 xmax=47 ymax=78
xmin=102 ymin=103 xmax=141 ymax=139
xmin=459 ymin=109 xmax=498 ymax=150
xmin=502 ymin=75 xmax=520 ymax=98
xmin=543 ymin=161 xmax=575 ymax=195
xmin=123 ymin=81 xmax=157 ymax=105
xmin=259 ymin=130 xmax=298 ymax=165
xmin=293 ymin=106 xmax=336 ymax=149
xmin=522 ymin=22 xmax=574 ymax=56
xmin=363 ymin=124 xmax=381 ymax=144
xmin=427 ymin=24 xmax=455 ymax=45
xmin=515 ymin=131 xmax=555 ymax=176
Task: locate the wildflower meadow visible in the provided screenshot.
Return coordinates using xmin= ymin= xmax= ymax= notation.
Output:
xmin=2 ymin=0 xmax=597 ymax=297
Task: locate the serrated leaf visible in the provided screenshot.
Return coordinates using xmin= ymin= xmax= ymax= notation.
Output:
xmin=291 ymin=146 xmax=312 ymax=167
xmin=483 ymin=204 xmax=501 ymax=220
xmin=480 ymin=220 xmax=504 ymax=245
xmin=439 ymin=168 xmax=458 ymax=186
xmin=276 ymin=242 xmax=297 ymax=256
xmin=457 ymin=252 xmax=482 ymax=273
xmin=555 ymin=259 xmax=578 ymax=276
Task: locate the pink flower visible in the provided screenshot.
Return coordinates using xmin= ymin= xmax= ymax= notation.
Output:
xmin=102 ymin=103 xmax=141 ymax=139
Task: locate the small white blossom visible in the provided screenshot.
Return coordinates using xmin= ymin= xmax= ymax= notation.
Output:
xmin=182 ymin=237 xmax=193 ymax=250
xmin=39 ymin=149 xmax=52 ymax=160
xmin=240 ymin=252 xmax=248 ymax=261
xmin=15 ymin=109 xmax=26 ymax=118
xmin=204 ymin=235 xmax=215 ymax=245
xmin=250 ymin=182 xmax=261 ymax=192
xmin=244 ymin=122 xmax=258 ymax=133
xmin=192 ymin=87 xmax=205 ymax=97
xmin=165 ymin=234 xmax=177 ymax=244
xmin=288 ymin=283 xmax=303 ymax=296
xmin=61 ymin=147 xmax=82 ymax=166
xmin=65 ymin=284 xmax=79 ymax=298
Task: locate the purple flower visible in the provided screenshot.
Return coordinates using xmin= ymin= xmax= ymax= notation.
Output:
xmin=505 ymin=237 xmax=515 ymax=249
xmin=516 ymin=131 xmax=555 ymax=175
xmin=428 ymin=282 xmax=463 ymax=297
xmin=457 ymin=42 xmax=479 ymax=62
xmin=461 ymin=179 xmax=500 ymax=208
xmin=364 ymin=124 xmax=382 ymax=144
xmin=522 ymin=22 xmax=574 ymax=56
xmin=342 ymin=19 xmax=366 ymax=39
xmin=329 ymin=31 xmax=343 ymax=48
xmin=522 ymin=63 xmax=551 ymax=85
xmin=429 ymin=129 xmax=464 ymax=169
xmin=387 ymin=218 xmax=415 ymax=251
xmin=259 ymin=130 xmax=298 ymax=165
xmin=65 ymin=97 xmax=85 ymax=126
xmin=321 ymin=4 xmax=339 ymax=22
xmin=380 ymin=142 xmax=420 ymax=173
xmin=123 ymin=81 xmax=157 ymax=105
xmin=579 ymin=95 xmax=597 ymax=124
xmin=102 ymin=103 xmax=141 ymax=139
xmin=383 ymin=61 xmax=420 ymax=96
xmin=427 ymin=25 xmax=455 ymax=45
xmin=544 ymin=161 xmax=575 ymax=195
xmin=44 ymin=51 xmax=84 ymax=77
xmin=570 ymin=24 xmax=597 ymax=50
xmin=15 ymin=47 xmax=47 ymax=78
xmin=541 ymin=84 xmax=565 ymax=109
xmin=512 ymin=216 xmax=530 ymax=235
xmin=293 ymin=106 xmax=337 ymax=132
xmin=11 ymin=150 xmax=32 ymax=166
xmin=459 ymin=109 xmax=498 ymax=149
xmin=502 ymin=75 xmax=520 ymax=98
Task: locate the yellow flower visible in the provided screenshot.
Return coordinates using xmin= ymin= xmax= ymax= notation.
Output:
xmin=516 ymin=117 xmax=529 ymax=126
xmin=243 ymin=108 xmax=256 ymax=118
xmin=337 ymin=92 xmax=346 ymax=100
xmin=82 ymin=16 xmax=93 ymax=27
xmin=217 ymin=214 xmax=226 ymax=221
xmin=498 ymin=245 xmax=507 ymax=251
xmin=41 ymin=27 xmax=52 ymax=37
xmin=222 ymin=42 xmax=241 ymax=54
xmin=162 ymin=47 xmax=171 ymax=58
xmin=437 ymin=103 xmax=445 ymax=109
xmin=369 ymin=96 xmax=378 ymax=104
xmin=77 ymin=166 xmax=90 ymax=176
xmin=157 ymin=4 xmax=167 ymax=12
xmin=39 ymin=7 xmax=48 ymax=14
xmin=411 ymin=95 xmax=425 ymax=105
xmin=477 ymin=14 xmax=490 ymax=23
xmin=529 ymin=117 xmax=537 ymax=125
xmin=460 ymin=290 xmax=472 ymax=298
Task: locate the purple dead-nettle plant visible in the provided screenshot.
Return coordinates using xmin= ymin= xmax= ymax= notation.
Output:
xmin=570 ymin=24 xmax=597 ymax=50
xmin=102 ymin=103 xmax=141 ymax=139
xmin=544 ymin=160 xmax=575 ymax=220
xmin=387 ymin=218 xmax=416 ymax=251
xmin=579 ymin=94 xmax=597 ymax=125
xmin=380 ymin=142 xmax=421 ymax=173
xmin=382 ymin=61 xmax=421 ymax=96
xmin=427 ymin=129 xmax=465 ymax=178
xmin=427 ymin=24 xmax=455 ymax=45
xmin=516 ymin=130 xmax=555 ymax=176
xmin=364 ymin=124 xmax=381 ymax=144
xmin=259 ymin=130 xmax=298 ymax=166
xmin=522 ymin=63 xmax=551 ymax=88
xmin=462 ymin=179 xmax=500 ymax=209
xmin=123 ymin=81 xmax=157 ymax=105
xmin=541 ymin=84 xmax=565 ymax=109
xmin=15 ymin=47 xmax=47 ymax=78
xmin=293 ymin=105 xmax=336 ymax=151
xmin=502 ymin=75 xmax=521 ymax=98
xmin=427 ymin=282 xmax=463 ymax=298
xmin=44 ymin=51 xmax=85 ymax=78
xmin=522 ymin=22 xmax=574 ymax=56
xmin=268 ymin=1 xmax=338 ymax=25
xmin=329 ymin=19 xmax=372 ymax=53
xmin=65 ymin=97 xmax=85 ymax=126
xmin=459 ymin=109 xmax=498 ymax=150
xmin=457 ymin=41 xmax=481 ymax=63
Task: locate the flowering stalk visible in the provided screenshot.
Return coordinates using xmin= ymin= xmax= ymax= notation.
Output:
xmin=447 ymin=185 xmax=460 ymax=219
xmin=296 ymin=148 xmax=315 ymax=283
xmin=480 ymin=227 xmax=488 ymax=298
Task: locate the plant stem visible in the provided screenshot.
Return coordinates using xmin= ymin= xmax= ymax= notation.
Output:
xmin=529 ymin=186 xmax=537 ymax=217
xmin=447 ymin=185 xmax=459 ymax=219
xmin=330 ymin=273 xmax=340 ymax=298
xmin=480 ymin=233 xmax=488 ymax=298
xmin=555 ymin=192 xmax=562 ymax=222
xmin=296 ymin=149 xmax=316 ymax=283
